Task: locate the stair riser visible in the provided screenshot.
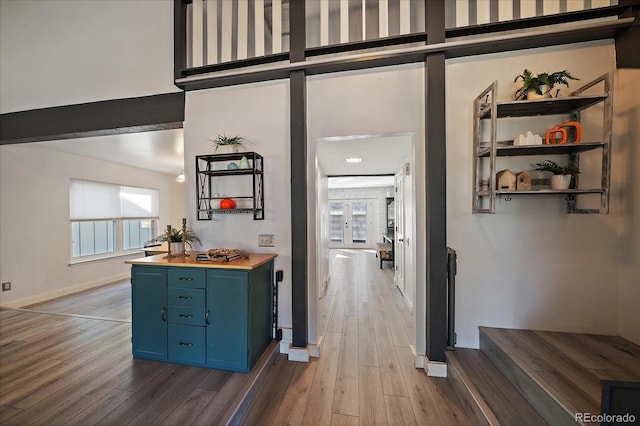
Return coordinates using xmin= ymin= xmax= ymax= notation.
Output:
xmin=480 ymin=330 xmax=576 ymax=426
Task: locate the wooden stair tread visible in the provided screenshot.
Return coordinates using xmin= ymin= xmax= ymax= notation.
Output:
xmin=447 ymin=348 xmax=546 ymax=425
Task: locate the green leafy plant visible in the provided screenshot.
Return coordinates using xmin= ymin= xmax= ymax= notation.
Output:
xmin=514 ymin=69 xmax=579 ymax=100
xmin=158 ymin=227 xmax=201 ymax=248
xmin=534 ymin=160 xmax=580 ymax=177
xmin=210 ymin=134 xmax=246 ymax=151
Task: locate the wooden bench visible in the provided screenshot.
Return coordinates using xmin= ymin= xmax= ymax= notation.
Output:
xmin=377 ymin=242 xmax=393 ymax=269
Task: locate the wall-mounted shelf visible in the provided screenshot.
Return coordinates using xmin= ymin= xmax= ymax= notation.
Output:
xmin=196 ymin=152 xmax=264 ymax=220
xmin=472 ymin=72 xmax=613 ymax=214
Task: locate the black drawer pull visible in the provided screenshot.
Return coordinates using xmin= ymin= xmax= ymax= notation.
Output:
xmin=179 ymin=314 xmax=193 ymax=319
xmin=178 ymin=277 xmax=194 ymax=281
xmin=179 ymin=342 xmax=193 ymax=347
xmin=178 ymin=296 xmax=193 ymax=300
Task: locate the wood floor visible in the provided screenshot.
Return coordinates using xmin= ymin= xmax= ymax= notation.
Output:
xmin=0 ymin=283 xmax=275 ymax=425
xmin=242 ymin=249 xmax=470 ymax=425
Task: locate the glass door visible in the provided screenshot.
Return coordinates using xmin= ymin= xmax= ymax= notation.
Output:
xmin=329 ymin=200 xmax=372 ymax=248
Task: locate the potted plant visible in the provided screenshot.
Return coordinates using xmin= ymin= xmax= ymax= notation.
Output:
xmin=514 ymin=69 xmax=579 ymax=100
xmin=534 ymin=160 xmax=580 ymax=190
xmin=159 ymin=227 xmax=202 ymax=254
xmin=210 ymin=134 xmax=247 ymax=153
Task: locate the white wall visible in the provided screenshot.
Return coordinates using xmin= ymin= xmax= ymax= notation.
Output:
xmin=183 ymin=80 xmax=292 ymax=330
xmin=0 ymin=144 xmax=184 ymax=307
xmin=307 ymin=64 xmax=426 ymax=352
xmin=0 ymin=0 xmax=177 ymax=113
xmin=614 ymin=69 xmax=640 ymax=346
xmin=446 ymin=40 xmax=625 ymax=348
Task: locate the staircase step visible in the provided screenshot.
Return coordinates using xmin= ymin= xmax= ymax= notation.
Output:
xmin=478 ymin=327 xmax=640 ymax=426
xmin=447 ymin=348 xmax=547 ymax=425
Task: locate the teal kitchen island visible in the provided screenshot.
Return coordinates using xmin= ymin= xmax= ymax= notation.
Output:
xmin=125 ymin=252 xmax=276 ymax=373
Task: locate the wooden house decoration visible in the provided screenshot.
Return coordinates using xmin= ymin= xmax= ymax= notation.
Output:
xmin=516 ymin=171 xmax=532 ymax=191
xmin=496 ymin=169 xmax=516 ymax=191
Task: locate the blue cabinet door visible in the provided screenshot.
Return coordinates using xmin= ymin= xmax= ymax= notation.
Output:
xmin=206 ymin=270 xmax=249 ymax=372
xmin=131 ymin=266 xmax=167 ymax=360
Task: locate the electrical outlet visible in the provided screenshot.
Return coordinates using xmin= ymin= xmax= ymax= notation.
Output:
xmin=2 ymin=282 xmax=11 ymax=292
xmin=258 ymin=234 xmax=275 ymax=247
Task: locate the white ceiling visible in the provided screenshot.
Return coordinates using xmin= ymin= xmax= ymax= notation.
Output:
xmin=32 ymin=129 xmax=185 ymax=175
xmin=30 ymin=131 xmax=411 ymax=188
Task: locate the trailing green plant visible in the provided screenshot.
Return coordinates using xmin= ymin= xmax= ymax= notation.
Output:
xmin=534 ymin=160 xmax=580 ymax=177
xmin=158 ymin=227 xmax=202 ymax=248
xmin=514 ymin=69 xmax=579 ymax=100
xmin=210 ymin=134 xmax=246 ymax=151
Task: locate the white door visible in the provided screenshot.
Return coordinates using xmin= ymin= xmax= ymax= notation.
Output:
xmin=329 ymin=200 xmax=373 ymax=249
xmin=394 ymin=172 xmax=405 ymax=294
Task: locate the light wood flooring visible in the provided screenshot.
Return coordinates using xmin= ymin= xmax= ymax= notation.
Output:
xmin=0 ymin=282 xmax=274 ymax=425
xmin=242 ymin=249 xmax=470 ymax=425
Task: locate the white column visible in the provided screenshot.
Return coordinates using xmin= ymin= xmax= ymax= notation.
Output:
xmin=255 ymin=0 xmax=265 ymax=56
xmin=221 ymin=0 xmax=233 ymax=62
xmin=237 ymin=0 xmax=248 ymax=60
xmin=340 ymin=0 xmax=349 ymax=43
xmin=206 ymin=0 xmax=218 ymax=64
xmin=272 ymin=0 xmax=282 ymax=54
xmin=192 ymin=0 xmax=204 ymax=67
xmin=320 ymin=0 xmax=329 ymax=46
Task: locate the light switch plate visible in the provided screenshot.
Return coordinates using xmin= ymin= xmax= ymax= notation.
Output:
xmin=258 ymin=234 xmax=275 ymax=247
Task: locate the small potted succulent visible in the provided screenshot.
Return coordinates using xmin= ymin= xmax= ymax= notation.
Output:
xmin=535 ymin=160 xmax=580 ymax=190
xmin=514 ymin=69 xmax=579 ymax=100
xmin=158 ymin=227 xmax=201 ymax=254
xmin=210 ymin=134 xmax=247 ymax=153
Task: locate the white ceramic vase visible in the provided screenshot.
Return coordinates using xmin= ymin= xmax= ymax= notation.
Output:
xmin=551 ymin=174 xmax=572 ymax=190
xmin=170 ymin=242 xmax=184 ymax=255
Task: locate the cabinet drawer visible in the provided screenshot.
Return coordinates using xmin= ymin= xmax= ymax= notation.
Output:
xmin=168 ymin=324 xmax=205 ymax=365
xmin=168 ymin=287 xmax=205 ymax=308
xmin=168 ymin=269 xmax=206 ymax=288
xmin=168 ymin=306 xmax=205 ymax=326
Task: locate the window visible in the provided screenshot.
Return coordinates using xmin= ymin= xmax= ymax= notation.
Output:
xmin=70 ymin=180 xmax=159 ymax=261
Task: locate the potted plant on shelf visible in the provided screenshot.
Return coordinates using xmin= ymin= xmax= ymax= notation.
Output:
xmin=535 ymin=160 xmax=580 ymax=190
xmin=210 ymin=134 xmax=247 ymax=153
xmin=159 ymin=227 xmax=202 ymax=255
xmin=514 ymin=69 xmax=579 ymax=100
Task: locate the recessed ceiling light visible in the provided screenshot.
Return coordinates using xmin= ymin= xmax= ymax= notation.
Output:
xmin=345 ymin=157 xmax=362 ymax=163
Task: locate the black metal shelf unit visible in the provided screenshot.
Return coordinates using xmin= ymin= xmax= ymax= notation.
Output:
xmin=196 ymin=152 xmax=264 ymax=220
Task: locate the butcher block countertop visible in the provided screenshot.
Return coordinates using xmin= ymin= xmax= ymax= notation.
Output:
xmin=125 ymin=252 xmax=277 ymax=270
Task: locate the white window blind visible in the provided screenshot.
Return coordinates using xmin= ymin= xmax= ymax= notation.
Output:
xmin=70 ymin=179 xmax=159 ymax=220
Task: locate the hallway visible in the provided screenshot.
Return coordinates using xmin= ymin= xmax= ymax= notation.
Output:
xmin=244 ymin=249 xmax=469 ymax=425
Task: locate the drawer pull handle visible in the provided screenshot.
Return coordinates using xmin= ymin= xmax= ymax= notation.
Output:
xmin=206 ymin=310 xmax=211 ymax=325
xmin=178 ymin=277 xmax=193 ymax=281
xmin=179 ymin=342 xmax=193 ymax=347
xmin=161 ymin=307 xmax=167 ymax=322
xmin=179 ymin=314 xmax=193 ymax=319
xmin=178 ymin=296 xmax=193 ymax=300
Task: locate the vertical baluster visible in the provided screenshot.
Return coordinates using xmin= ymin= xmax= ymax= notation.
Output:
xmin=520 ymin=0 xmax=537 ymax=18
xmin=206 ymin=0 xmax=218 ymax=64
xmin=543 ymin=0 xmax=560 ymax=15
xmin=567 ymin=0 xmax=586 ymax=12
xmin=272 ymin=0 xmax=282 ymax=54
xmin=499 ymin=0 xmax=513 ymax=21
xmin=192 ymin=0 xmax=204 ymax=67
xmin=455 ymin=0 xmax=469 ymax=27
xmin=340 ymin=0 xmax=349 ymax=43
xmin=237 ymin=0 xmax=248 ymax=60
xmin=255 ymin=0 xmax=265 ymax=56
xmin=477 ymin=0 xmax=490 ymax=24
xmin=379 ymin=0 xmax=388 ymax=38
xmin=221 ymin=0 xmax=233 ymax=62
xmin=320 ymin=0 xmax=329 ymax=46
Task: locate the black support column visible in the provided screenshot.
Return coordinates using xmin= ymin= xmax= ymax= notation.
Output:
xmin=425 ymin=0 xmax=448 ymax=362
xmin=289 ymin=0 xmax=308 ymax=348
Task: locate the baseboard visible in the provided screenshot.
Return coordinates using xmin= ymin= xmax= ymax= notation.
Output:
xmin=425 ymin=360 xmax=448 ymax=377
xmin=0 ymin=274 xmax=130 ymax=308
xmin=287 ymin=346 xmax=310 ymax=362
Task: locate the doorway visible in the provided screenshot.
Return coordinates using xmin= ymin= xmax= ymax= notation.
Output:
xmin=329 ymin=199 xmax=374 ymax=249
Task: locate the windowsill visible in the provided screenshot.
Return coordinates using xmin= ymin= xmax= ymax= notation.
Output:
xmin=69 ymin=250 xmax=142 ymax=266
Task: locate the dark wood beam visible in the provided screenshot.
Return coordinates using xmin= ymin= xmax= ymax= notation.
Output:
xmin=289 ymin=0 xmax=308 ymax=349
xmin=425 ymin=0 xmax=448 ymax=363
xmin=0 ymin=92 xmax=185 ymax=145
xmin=616 ymin=0 xmax=640 ymax=68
